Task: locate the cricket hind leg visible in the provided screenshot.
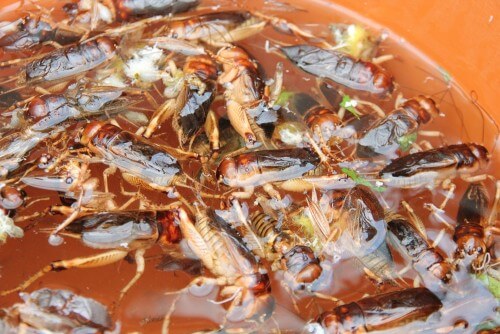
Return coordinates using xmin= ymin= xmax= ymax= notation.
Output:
xmin=162 ymin=276 xmax=220 ymax=334
xmin=0 ymin=249 xmax=129 ymax=296
xmin=118 ymin=248 xmax=146 ymax=302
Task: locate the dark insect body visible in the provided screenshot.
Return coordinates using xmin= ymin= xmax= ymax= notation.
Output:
xmin=454 ymin=182 xmax=489 ymax=266
xmin=0 ymin=15 xmax=82 ymax=51
xmin=25 ymin=88 xmax=127 ymax=132
xmin=65 ymin=211 xmax=176 ymax=249
xmin=282 ymin=45 xmax=393 ymax=95
xmin=217 ymin=148 xmax=319 ymax=188
xmin=115 ymin=0 xmax=199 ymax=20
xmin=357 ymin=95 xmax=440 ymax=158
xmin=81 ymin=122 xmax=182 ymax=189
xmin=315 ymin=287 xmax=442 ymax=333
xmin=387 ymin=215 xmax=452 ymax=283
xmin=380 ymin=143 xmax=490 ymax=188
xmin=24 ymin=37 xmax=116 ymax=84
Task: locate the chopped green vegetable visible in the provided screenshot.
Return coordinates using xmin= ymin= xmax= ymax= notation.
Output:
xmin=292 ymin=212 xmax=315 ymax=238
xmin=331 ymin=24 xmax=377 ymax=60
xmin=477 ymin=272 xmax=500 ymax=299
xmin=275 ymin=90 xmax=295 ymax=107
xmin=341 ymin=167 xmax=386 ymax=192
xmin=340 ymin=95 xmax=361 ymax=119
xmin=475 ymin=317 xmax=500 ymax=332
xmin=438 ymin=66 xmax=452 ymax=84
xmin=398 ymin=132 xmax=418 ymax=152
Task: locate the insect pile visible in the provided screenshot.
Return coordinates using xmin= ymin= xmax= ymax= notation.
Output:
xmin=0 ymin=0 xmax=498 ymax=333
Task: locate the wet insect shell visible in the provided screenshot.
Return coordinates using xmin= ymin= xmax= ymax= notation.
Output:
xmin=80 ymin=121 xmax=107 ymax=146
xmin=0 ymin=186 xmax=25 ymax=210
xmin=282 ymin=245 xmax=322 ymax=284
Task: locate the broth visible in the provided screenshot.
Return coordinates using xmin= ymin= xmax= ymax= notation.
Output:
xmin=0 ymin=0 xmax=498 ymax=333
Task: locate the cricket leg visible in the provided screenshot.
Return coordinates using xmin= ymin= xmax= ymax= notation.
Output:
xmin=0 ymin=250 xmax=128 ymax=296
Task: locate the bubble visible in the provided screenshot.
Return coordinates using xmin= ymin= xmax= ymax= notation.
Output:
xmin=48 ymin=234 xmax=64 ymax=246
xmin=188 ymin=280 xmax=215 ymax=297
xmin=166 ymin=189 xmax=178 ymax=198
xmin=0 ymin=186 xmax=24 ymax=210
xmin=304 ymin=323 xmax=324 ymax=334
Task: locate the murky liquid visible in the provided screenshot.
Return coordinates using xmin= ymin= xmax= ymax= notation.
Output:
xmin=0 ymin=0 xmax=498 ymax=333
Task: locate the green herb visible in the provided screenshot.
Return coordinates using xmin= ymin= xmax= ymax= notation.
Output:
xmin=475 ymin=318 xmax=500 ymax=332
xmin=398 ymin=132 xmax=418 ymax=152
xmin=341 ymin=167 xmax=386 ymax=192
xmin=330 ymin=24 xmax=376 ymax=60
xmin=275 ymin=90 xmax=294 ymax=107
xmin=477 ymin=272 xmax=500 ymax=299
xmin=438 ymin=66 xmax=452 ymax=84
xmin=340 ymin=95 xmax=361 ymax=119
xmin=292 ymin=213 xmax=315 ymax=238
